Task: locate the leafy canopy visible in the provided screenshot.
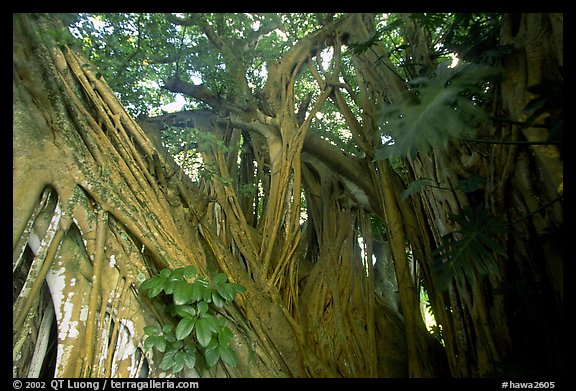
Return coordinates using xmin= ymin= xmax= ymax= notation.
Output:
xmin=68 ymin=13 xmax=337 ymax=116
xmin=67 ymin=13 xmax=504 ymax=162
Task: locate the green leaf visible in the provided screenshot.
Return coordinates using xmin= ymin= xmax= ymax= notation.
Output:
xmin=140 ymin=275 xmax=167 ymax=298
xmin=203 ymin=314 xmax=221 ymax=333
xmin=346 ymin=31 xmax=381 ymax=55
xmin=144 ymin=335 xmax=167 ymax=352
xmin=217 ymin=282 xmax=246 ymax=302
xmin=196 ymin=300 xmax=209 ymax=316
xmin=161 ymin=325 xmax=176 ymax=343
xmin=200 ymin=280 xmax=213 ymax=302
xmin=172 ymin=266 xmax=197 ymax=279
xmin=203 ymin=344 xmax=220 ymax=368
xmin=195 ymin=317 xmax=216 ymax=347
xmin=218 ymin=344 xmax=238 ymax=367
xmin=190 ymin=279 xmax=211 ymax=303
xmin=456 ymin=175 xmax=486 ymax=193
xmin=139 ymin=268 xmax=241 ymax=373
xmin=183 ymin=266 xmax=197 ymax=277
xmin=173 ymin=280 xmax=194 ymax=305
xmin=143 ymin=325 xmax=159 ymax=337
xmin=218 ymin=326 xmax=233 ymax=347
xmin=213 ymin=272 xmax=228 ymax=285
xmin=401 ymin=177 xmax=433 ymax=200
xmin=170 ymin=340 xmax=184 ymax=351
xmin=173 ymin=351 xmax=186 ymax=373
xmin=160 ymin=349 xmax=177 ymax=371
xmin=216 ymin=316 xmax=227 ymax=328
xmin=165 ymin=268 xmax=193 ymax=295
xmin=143 ymin=337 xmax=155 ymax=352
xmin=183 ymin=348 xmax=196 ymax=369
xmin=211 ymin=290 xmax=226 ymax=308
xmin=162 ymin=324 xmax=175 ymax=334
xmin=188 ymin=282 xmax=201 ymax=302
xmin=433 ymin=204 xmax=508 ymax=291
xmin=229 ymin=282 xmax=245 ymax=296
xmin=175 ymin=318 xmax=196 ymax=340
xmin=173 ymin=304 xmax=196 ymax=319
xmin=376 ymin=61 xmax=501 ymax=160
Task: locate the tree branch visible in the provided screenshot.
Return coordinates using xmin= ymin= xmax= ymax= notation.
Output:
xmin=137 ymin=109 xmax=378 ymax=209
xmin=302 ymin=133 xmax=378 ymax=209
xmin=163 ymin=77 xmax=252 ymax=114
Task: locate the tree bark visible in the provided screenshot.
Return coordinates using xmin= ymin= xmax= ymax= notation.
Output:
xmin=13 ymin=13 xmax=410 ymax=379
xmin=13 ymin=13 xmax=301 ymax=378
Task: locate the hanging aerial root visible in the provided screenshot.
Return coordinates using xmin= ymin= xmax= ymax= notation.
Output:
xmin=80 ymin=207 xmax=108 ymax=377
xmin=13 ymin=187 xmax=53 ymax=272
xmin=13 ymin=227 xmax=67 ymax=333
xmin=104 ymin=278 xmax=132 ymax=378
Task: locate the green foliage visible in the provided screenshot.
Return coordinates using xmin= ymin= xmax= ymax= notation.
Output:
xmin=370 ymin=213 xmax=387 ymax=236
xmin=68 ymin=13 xmax=331 ymax=117
xmin=401 ymin=175 xmax=486 ymax=200
xmin=346 ymin=31 xmax=382 ymax=56
xmin=69 ymin=13 xmax=194 ymax=116
xmin=401 ymin=177 xmax=435 ymax=200
xmin=432 ymin=205 xmax=508 ymax=291
xmin=455 ymin=175 xmax=486 ymax=193
xmin=429 ymin=324 xmax=445 ymax=346
xmin=346 ymin=14 xmax=503 ymax=79
xmin=375 ymin=60 xmax=501 ymax=160
xmin=140 ymin=266 xmax=245 ymax=374
xmin=419 ymin=287 xmax=445 ymax=346
xmin=430 ymin=13 xmax=504 ymax=65
xmin=66 ymin=13 xmax=506 ymax=159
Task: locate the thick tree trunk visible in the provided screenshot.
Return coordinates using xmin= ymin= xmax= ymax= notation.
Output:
xmin=13 ymin=13 xmax=299 ymax=378
xmin=403 ymin=13 xmax=563 ymax=377
xmin=13 ymin=13 xmax=410 ymax=379
xmin=496 ymin=13 xmax=563 ymax=376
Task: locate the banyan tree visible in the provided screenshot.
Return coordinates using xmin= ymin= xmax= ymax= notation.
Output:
xmin=13 ymin=13 xmax=562 ymax=378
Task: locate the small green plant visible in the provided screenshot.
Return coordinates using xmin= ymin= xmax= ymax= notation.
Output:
xmin=401 ymin=175 xmax=486 ymax=200
xmin=140 ymin=266 xmax=245 ymax=374
xmin=432 ymin=204 xmax=508 ymax=291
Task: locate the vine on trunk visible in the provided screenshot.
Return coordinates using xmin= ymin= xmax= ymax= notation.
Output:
xmin=140 ymin=266 xmax=245 ymax=374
